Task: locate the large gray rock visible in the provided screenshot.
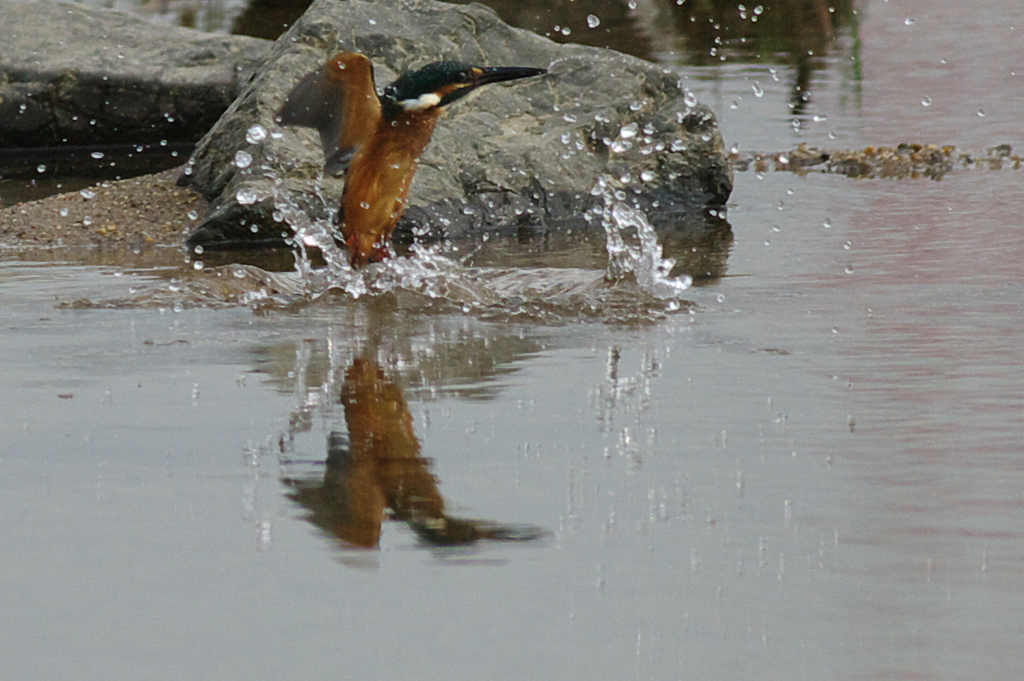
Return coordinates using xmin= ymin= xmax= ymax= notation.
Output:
xmin=0 ymin=0 xmax=270 ymax=147
xmin=180 ymin=0 xmax=733 ymax=250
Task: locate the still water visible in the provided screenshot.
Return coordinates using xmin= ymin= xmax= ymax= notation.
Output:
xmin=3 ymin=0 xmax=1023 ymax=679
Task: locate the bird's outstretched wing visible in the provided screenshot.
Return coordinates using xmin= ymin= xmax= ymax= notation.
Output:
xmin=276 ymin=53 xmax=381 ymax=176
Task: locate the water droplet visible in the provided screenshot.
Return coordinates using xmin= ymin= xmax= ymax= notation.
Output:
xmin=193 ymin=261 xmax=204 ymax=271
xmin=620 ymin=122 xmax=639 ymax=139
xmin=682 ymin=89 xmax=697 ymax=108
xmin=359 ymin=201 xmax=371 ymax=210
xmin=246 ymin=124 xmax=268 ymax=144
xmin=79 ymin=189 xmax=96 ymax=200
xmin=823 ymin=217 xmax=833 ymax=229
xmin=977 ymin=108 xmax=986 ymax=117
xmin=904 ymin=17 xmax=915 ymax=25
xmin=560 ymin=26 xmax=571 ymax=36
xmin=752 ymin=81 xmax=764 ymax=97
xmin=587 ymin=14 xmax=600 ymax=28
xmin=921 ymin=96 xmax=932 ymax=107
xmin=187 ymin=210 xmax=199 ymax=221
xmin=670 ymin=139 xmax=687 ymax=152
xmin=234 ymin=150 xmax=253 ymax=169
xmin=640 ymin=169 xmax=656 ymax=182
xmin=59 ymin=208 xmax=69 ymax=217
xmin=236 ymin=188 xmax=259 ymax=205
xmin=36 ymin=164 xmax=46 ymax=173
xmin=193 ymin=244 xmax=204 ymax=255
xmin=610 ymin=139 xmax=632 ymax=153
xmin=82 ymin=215 xmax=93 ymax=226
xmin=90 ymin=151 xmax=104 ymax=160
xmin=563 ymin=113 xmax=578 ymax=123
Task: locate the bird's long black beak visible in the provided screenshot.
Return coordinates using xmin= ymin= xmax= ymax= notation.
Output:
xmin=438 ymin=65 xmax=546 ymax=107
xmin=471 ymin=65 xmax=548 ymax=87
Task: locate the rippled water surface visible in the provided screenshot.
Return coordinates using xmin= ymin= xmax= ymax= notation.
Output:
xmin=3 ymin=1 xmax=1023 ymax=679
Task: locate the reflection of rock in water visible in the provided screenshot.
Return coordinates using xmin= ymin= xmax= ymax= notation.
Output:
xmin=231 ymin=0 xmax=312 ymax=40
xmin=283 ymin=359 xmax=548 ymax=550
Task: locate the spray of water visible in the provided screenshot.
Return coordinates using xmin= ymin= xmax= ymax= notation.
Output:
xmin=590 ymin=175 xmax=693 ymax=299
xmin=270 ymin=184 xmax=496 ymax=306
xmin=268 ymin=175 xmax=692 ymax=314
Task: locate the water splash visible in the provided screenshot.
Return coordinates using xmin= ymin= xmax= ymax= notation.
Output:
xmin=269 ymin=185 xmax=503 ymax=307
xmin=72 ymin=175 xmax=694 ymax=320
xmin=269 ymin=185 xmax=352 ymax=294
xmin=590 ymin=175 xmax=692 ymax=300
xmin=271 ymin=174 xmax=690 ymax=311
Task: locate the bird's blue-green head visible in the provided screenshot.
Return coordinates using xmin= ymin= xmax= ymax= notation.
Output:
xmin=382 ymin=61 xmax=546 ymax=116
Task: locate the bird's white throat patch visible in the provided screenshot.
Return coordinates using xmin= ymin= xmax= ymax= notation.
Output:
xmin=398 ymin=92 xmax=442 ymax=111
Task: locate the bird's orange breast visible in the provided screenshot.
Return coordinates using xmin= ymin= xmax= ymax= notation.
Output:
xmin=340 ymin=110 xmax=441 ymax=266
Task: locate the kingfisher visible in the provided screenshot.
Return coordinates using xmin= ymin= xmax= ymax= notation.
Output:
xmin=276 ymin=52 xmax=546 ymax=267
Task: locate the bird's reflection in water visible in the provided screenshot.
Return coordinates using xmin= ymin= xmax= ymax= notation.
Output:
xmin=284 ymin=358 xmax=547 ymax=550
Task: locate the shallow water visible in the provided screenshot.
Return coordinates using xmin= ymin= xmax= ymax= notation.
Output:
xmin=3 ymin=0 xmax=1024 ymax=679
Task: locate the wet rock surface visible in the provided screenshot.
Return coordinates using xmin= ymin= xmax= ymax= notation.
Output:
xmin=0 ymin=0 xmax=270 ymax=147
xmin=179 ymin=0 xmax=733 ymax=251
